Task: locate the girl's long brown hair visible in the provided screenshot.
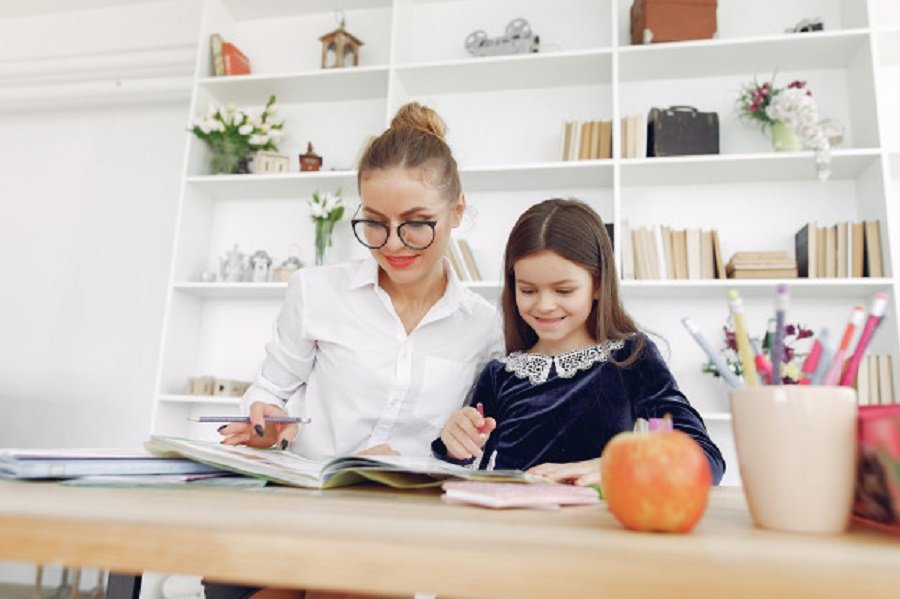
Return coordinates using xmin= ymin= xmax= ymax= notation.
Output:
xmin=501 ymin=198 xmax=644 ymax=364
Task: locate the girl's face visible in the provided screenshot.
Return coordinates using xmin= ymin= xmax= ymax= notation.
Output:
xmin=358 ymin=166 xmax=463 ymax=288
xmin=513 ymin=250 xmax=597 ymax=354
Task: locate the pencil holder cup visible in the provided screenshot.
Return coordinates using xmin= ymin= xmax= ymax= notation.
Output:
xmin=730 ymin=385 xmax=857 ymax=534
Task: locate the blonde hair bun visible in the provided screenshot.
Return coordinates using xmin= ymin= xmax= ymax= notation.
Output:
xmin=390 ymin=102 xmax=447 ymax=142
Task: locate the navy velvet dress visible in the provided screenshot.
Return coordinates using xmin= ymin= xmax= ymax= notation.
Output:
xmin=433 ymin=335 xmax=725 ymax=485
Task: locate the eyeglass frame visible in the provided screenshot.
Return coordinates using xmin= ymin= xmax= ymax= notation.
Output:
xmin=350 ymin=203 xmax=456 ymax=251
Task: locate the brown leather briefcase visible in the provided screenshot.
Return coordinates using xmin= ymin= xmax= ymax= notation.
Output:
xmin=631 ymin=0 xmax=718 ymax=45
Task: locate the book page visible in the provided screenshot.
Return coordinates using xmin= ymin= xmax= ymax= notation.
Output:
xmin=146 ymin=436 xmax=325 ymax=488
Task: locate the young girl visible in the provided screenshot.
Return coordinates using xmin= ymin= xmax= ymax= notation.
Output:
xmin=435 ymin=198 xmax=725 ymax=485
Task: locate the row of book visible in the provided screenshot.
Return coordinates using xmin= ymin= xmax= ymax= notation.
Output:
xmin=558 ymin=115 xmax=647 ymax=161
xmin=854 ymin=355 xmax=895 ymax=406
xmin=445 ymin=237 xmax=482 ymax=281
xmin=210 ymin=33 xmax=251 ymax=76
xmin=559 ymin=120 xmax=612 ymax=161
xmin=623 ymin=224 xmax=725 ymax=280
xmin=794 ymin=220 xmax=884 ymax=279
xmin=619 ymin=114 xmax=647 ymax=159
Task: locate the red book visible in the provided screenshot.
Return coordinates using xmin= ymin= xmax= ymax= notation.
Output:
xmin=222 ymin=42 xmax=251 ymax=76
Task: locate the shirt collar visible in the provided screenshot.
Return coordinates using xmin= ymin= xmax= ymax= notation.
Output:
xmin=348 ymin=257 xmax=474 ymax=316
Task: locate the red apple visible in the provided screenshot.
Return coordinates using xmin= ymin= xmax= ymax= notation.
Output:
xmin=600 ymin=430 xmax=712 ymax=533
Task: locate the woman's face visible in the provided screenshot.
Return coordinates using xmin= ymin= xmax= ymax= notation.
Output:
xmin=358 ymin=166 xmax=463 ymax=288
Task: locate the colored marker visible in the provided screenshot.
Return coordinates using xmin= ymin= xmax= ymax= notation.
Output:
xmin=681 ymin=317 xmax=743 ymax=388
xmin=188 ymin=416 xmax=312 ymax=424
xmin=821 ymin=305 xmax=866 ymax=386
xmin=475 ymin=402 xmax=488 ymax=434
xmin=799 ymin=330 xmax=825 ymax=385
xmin=840 ymin=292 xmax=890 ymax=387
xmin=728 ymin=289 xmax=758 ymax=386
xmin=770 ymin=284 xmax=789 ymax=385
xmin=810 ymin=329 xmax=833 ymax=385
xmin=751 ymin=338 xmax=771 ymax=386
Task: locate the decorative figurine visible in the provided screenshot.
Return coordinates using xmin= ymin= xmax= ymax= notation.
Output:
xmin=250 ymin=249 xmax=273 ymax=283
xmin=465 ymin=18 xmax=539 ymax=57
xmin=273 ymin=254 xmax=303 ymax=282
xmin=254 ymin=150 xmax=290 ymax=174
xmin=786 ymin=17 xmax=824 ymax=33
xmin=219 ymin=244 xmax=246 ymax=282
xmin=319 ymin=12 xmax=364 ymax=68
xmin=299 ymin=142 xmax=323 ymax=171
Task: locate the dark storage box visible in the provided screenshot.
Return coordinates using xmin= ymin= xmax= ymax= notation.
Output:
xmin=631 ymin=0 xmax=718 ymax=45
xmin=647 ymin=106 xmax=719 ymax=157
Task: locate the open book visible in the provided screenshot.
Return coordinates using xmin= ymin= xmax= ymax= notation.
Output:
xmin=146 ymin=435 xmax=537 ymax=489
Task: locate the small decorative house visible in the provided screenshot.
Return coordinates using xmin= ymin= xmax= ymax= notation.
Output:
xmin=254 ymin=150 xmax=290 ymax=174
xmin=299 ymin=142 xmax=323 ymax=171
xmin=319 ymin=17 xmax=364 ymax=68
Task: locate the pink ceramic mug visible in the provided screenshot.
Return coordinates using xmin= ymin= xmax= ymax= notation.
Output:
xmin=731 ymin=385 xmax=857 ymax=534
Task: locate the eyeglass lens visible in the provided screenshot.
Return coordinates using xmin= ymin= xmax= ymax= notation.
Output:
xmin=352 ymin=220 xmax=435 ymax=250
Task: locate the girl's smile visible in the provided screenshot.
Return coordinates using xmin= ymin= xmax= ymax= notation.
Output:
xmin=514 ymin=249 xmax=597 ymax=355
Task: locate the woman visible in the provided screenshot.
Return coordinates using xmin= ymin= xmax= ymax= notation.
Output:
xmin=204 ymin=103 xmax=502 ymax=599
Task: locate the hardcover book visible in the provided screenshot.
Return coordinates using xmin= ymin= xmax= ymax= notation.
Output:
xmin=854 ymin=405 xmax=900 ymax=534
xmin=0 ymin=448 xmax=226 ymax=479
xmin=146 ymin=435 xmax=535 ymax=489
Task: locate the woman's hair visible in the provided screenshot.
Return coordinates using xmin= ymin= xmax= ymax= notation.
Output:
xmin=357 ymin=102 xmax=461 ymax=201
xmin=500 ymin=198 xmax=644 ymax=364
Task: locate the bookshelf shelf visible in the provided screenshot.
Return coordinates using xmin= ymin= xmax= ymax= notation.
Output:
xmin=187 ymin=171 xmax=358 ymax=200
xmin=158 ymin=394 xmax=241 ymax=406
xmin=618 ymin=150 xmax=880 ymax=186
xmin=152 ymin=0 xmax=900 ymax=502
xmin=197 ymin=66 xmax=391 ymax=104
xmin=174 ymin=282 xmax=287 ymax=299
xmin=616 ymin=30 xmax=870 ymax=81
xmin=218 ymin=0 xmax=394 ymax=21
xmin=620 ymin=279 xmax=894 ymax=300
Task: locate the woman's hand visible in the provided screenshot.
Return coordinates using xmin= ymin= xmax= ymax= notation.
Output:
xmin=527 ymin=458 xmax=602 ymax=486
xmin=440 ymin=406 xmax=496 ymax=460
xmin=218 ymin=401 xmax=300 ymax=450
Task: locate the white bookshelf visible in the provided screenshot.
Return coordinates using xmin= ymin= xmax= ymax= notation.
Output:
xmin=152 ymin=0 xmax=900 ymax=484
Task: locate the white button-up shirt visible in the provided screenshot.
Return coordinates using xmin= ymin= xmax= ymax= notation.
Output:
xmin=241 ymin=258 xmax=504 ymax=460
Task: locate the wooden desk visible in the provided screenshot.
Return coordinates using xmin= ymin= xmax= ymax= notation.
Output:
xmin=0 ymin=480 xmax=897 ymax=598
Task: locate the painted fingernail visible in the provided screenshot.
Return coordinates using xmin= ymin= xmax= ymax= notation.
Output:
xmin=217 ymin=425 xmax=227 ymax=433
xmin=254 ymin=424 xmax=265 ymax=437
xmin=280 ymin=439 xmax=289 ymax=450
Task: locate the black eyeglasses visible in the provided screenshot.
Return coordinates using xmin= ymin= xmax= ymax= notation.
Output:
xmin=351 ymin=206 xmax=451 ymax=251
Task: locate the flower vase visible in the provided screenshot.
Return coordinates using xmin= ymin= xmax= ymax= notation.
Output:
xmin=314 ymin=218 xmax=335 ymax=266
xmin=770 ymin=121 xmax=801 ymax=152
xmin=209 ymin=139 xmax=251 ymax=175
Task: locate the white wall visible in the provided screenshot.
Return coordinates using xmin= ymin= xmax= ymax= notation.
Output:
xmin=0 ymin=103 xmax=189 ymax=448
xmin=0 ymin=1 xmax=202 ymax=588
xmin=0 ymin=0 xmax=200 ymax=452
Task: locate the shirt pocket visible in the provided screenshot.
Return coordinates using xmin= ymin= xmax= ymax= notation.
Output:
xmin=415 ymin=356 xmax=477 ymax=429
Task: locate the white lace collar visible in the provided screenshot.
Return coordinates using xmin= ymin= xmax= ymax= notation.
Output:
xmin=499 ymin=339 xmax=625 ymax=385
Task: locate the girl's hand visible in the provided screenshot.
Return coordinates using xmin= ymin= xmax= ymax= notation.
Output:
xmin=440 ymin=406 xmax=496 ymax=461
xmin=218 ymin=401 xmax=300 ymax=450
xmin=527 ymin=458 xmax=602 ymax=486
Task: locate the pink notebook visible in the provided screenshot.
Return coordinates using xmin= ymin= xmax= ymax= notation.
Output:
xmin=441 ymin=481 xmax=600 ymax=509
